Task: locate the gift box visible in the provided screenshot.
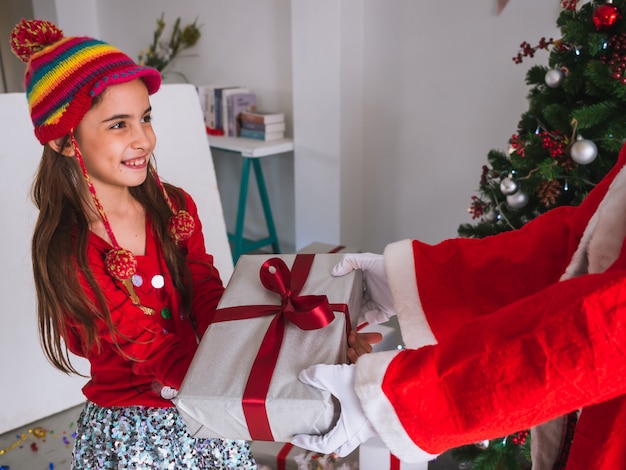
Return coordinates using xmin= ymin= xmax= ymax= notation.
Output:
xmin=175 ymin=253 xmax=362 ymax=442
xmin=251 ymin=442 xmax=358 ymax=470
xmin=297 ymin=242 xmax=361 ymax=255
xmin=359 ymin=437 xmax=428 ymax=470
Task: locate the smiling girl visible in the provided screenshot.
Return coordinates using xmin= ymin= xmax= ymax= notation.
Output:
xmin=11 ymin=19 xmax=256 ymax=469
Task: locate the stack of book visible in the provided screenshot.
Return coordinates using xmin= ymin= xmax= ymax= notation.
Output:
xmin=202 ymin=85 xmax=257 ymax=137
xmin=239 ymin=110 xmax=286 ymax=141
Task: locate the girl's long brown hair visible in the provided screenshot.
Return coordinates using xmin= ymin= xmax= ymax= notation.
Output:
xmin=31 ymin=142 xmax=193 ymax=375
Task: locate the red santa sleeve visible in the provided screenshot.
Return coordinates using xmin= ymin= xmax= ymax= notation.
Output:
xmin=383 ymin=203 xmax=577 ymax=349
xmin=388 ymin=143 xmax=626 ymax=349
xmin=355 ymin=268 xmax=626 ymax=461
xmin=357 ymin=209 xmax=581 ymax=460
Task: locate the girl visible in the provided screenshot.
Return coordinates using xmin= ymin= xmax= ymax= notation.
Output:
xmin=10 ymin=19 xmax=256 ymax=469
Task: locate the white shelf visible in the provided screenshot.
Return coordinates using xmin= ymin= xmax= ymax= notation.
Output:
xmin=208 ymin=135 xmax=294 ymax=158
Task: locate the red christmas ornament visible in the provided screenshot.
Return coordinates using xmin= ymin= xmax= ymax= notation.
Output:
xmin=593 ymin=3 xmax=622 ymax=31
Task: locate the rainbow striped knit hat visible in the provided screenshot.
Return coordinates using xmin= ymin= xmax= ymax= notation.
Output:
xmin=10 ymin=19 xmax=161 ymax=144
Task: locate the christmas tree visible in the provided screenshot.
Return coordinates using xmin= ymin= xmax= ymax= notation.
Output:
xmin=454 ymin=0 xmax=626 ymax=468
xmin=459 ymin=0 xmax=626 ymax=239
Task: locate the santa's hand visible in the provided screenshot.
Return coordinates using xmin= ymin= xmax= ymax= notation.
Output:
xmin=291 ymin=363 xmax=377 ymax=457
xmin=332 ymin=253 xmax=395 ymax=325
xmin=160 ymin=386 xmax=178 ymax=400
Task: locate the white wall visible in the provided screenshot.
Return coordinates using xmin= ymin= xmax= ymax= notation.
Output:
xmin=291 ymin=2 xmax=344 ymax=248
xmin=360 ymin=1 xmax=561 ymax=248
xmin=0 ymin=0 xmax=34 ymax=92
xmin=293 ymin=1 xmax=561 ymax=251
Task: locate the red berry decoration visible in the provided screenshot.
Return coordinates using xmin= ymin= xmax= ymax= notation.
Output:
xmin=593 ymin=3 xmax=622 ymax=31
xmin=604 ymin=31 xmax=626 ymax=82
xmin=561 ymin=0 xmax=578 ymax=10
xmin=512 ymin=430 xmax=529 ymax=445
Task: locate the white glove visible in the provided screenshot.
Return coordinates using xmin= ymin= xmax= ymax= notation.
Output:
xmin=160 ymin=386 xmax=178 ymax=400
xmin=291 ymin=363 xmax=377 ymax=457
xmin=332 ymin=253 xmax=395 ymax=325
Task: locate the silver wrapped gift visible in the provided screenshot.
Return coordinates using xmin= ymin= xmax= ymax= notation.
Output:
xmin=175 ymin=253 xmax=362 ymax=442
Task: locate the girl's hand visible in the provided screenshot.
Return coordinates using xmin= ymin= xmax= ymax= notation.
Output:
xmin=160 ymin=386 xmax=179 ymax=400
xmin=347 ymin=330 xmax=382 ymax=364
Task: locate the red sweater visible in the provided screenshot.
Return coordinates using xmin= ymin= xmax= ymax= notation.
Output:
xmin=65 ymin=192 xmax=224 ymax=408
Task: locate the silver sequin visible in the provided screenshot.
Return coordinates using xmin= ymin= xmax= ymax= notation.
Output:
xmin=71 ymin=401 xmax=257 ymax=469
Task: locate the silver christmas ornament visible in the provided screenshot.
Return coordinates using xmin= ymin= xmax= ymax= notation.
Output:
xmin=545 ymin=68 xmax=565 ymax=88
xmin=570 ymin=139 xmax=598 ymax=165
xmin=485 ymin=209 xmax=499 ymax=223
xmin=500 ymin=177 xmax=519 ymax=196
xmin=507 ymin=190 xmax=529 ymax=209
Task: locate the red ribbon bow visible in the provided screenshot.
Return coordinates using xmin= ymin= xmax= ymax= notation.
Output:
xmin=212 ymin=254 xmax=338 ymax=440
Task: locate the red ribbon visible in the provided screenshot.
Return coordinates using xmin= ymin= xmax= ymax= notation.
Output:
xmin=390 ymin=453 xmax=401 ymax=470
xmin=277 ymin=442 xmax=294 ymax=470
xmin=212 ymin=254 xmax=347 ymax=440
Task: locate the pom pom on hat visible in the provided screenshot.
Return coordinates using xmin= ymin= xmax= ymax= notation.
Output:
xmin=10 ymin=19 xmax=64 ymax=63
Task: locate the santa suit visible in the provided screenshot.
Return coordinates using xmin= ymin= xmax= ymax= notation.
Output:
xmin=354 ymin=143 xmax=626 ymax=469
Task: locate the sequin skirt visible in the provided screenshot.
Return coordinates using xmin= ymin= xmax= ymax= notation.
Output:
xmin=71 ymin=401 xmax=257 ymax=469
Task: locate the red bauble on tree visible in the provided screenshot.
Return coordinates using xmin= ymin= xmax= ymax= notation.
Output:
xmin=593 ymin=2 xmax=622 ymax=31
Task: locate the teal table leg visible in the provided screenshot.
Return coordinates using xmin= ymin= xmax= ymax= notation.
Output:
xmin=252 ymin=159 xmax=281 ymax=254
xmin=231 ymin=157 xmax=252 ymax=262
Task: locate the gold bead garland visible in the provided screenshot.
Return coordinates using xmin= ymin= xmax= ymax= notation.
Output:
xmin=0 ymin=426 xmax=46 ymax=456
